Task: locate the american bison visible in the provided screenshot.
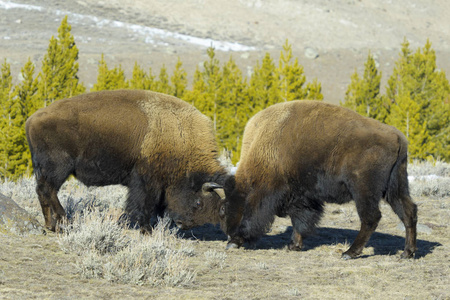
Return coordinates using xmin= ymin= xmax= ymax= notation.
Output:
xmin=168 ymin=100 xmax=417 ymax=259
xmin=26 ymin=90 xmax=228 ymax=232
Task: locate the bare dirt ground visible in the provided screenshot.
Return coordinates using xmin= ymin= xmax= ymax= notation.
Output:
xmin=0 ymin=195 xmax=449 ymax=299
xmin=1 ymin=0 xmax=450 ymax=104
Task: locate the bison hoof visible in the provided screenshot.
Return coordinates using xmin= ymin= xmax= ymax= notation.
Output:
xmin=400 ymin=250 xmax=415 ymax=259
xmin=140 ymin=226 xmax=153 ymax=235
xmin=341 ymin=253 xmax=354 ymax=260
xmin=341 ymin=250 xmax=359 ymax=260
xmin=288 ymin=243 xmax=302 ymax=251
xmin=226 ymin=242 xmax=240 ymax=250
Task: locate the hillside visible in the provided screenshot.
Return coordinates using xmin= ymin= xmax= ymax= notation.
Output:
xmin=1 ymin=0 xmax=450 ymax=103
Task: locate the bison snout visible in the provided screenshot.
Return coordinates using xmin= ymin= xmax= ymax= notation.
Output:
xmin=174 ymin=219 xmax=193 ymax=230
xmin=174 ymin=220 xmax=185 ymax=229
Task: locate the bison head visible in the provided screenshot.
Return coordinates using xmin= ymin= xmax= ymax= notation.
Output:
xmin=165 ymin=175 xmax=230 ymax=230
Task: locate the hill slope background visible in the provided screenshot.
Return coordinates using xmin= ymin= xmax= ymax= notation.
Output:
xmin=1 ymin=0 xmax=450 ymax=104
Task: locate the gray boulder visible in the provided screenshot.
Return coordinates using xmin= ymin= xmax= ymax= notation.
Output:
xmin=0 ymin=193 xmax=44 ymax=235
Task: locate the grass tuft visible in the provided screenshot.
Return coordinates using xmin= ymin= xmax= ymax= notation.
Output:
xmin=204 ymin=249 xmax=227 ymax=269
xmin=58 ymin=212 xmax=196 ymax=286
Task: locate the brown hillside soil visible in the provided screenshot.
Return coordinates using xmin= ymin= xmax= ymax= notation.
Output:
xmin=1 ymin=0 xmax=450 ymax=104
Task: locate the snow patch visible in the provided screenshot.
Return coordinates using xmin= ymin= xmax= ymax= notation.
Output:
xmin=0 ymin=0 xmax=255 ymax=52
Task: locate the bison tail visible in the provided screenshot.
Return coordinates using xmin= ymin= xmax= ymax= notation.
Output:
xmin=386 ymin=136 xmax=409 ymax=204
xmin=385 ymin=135 xmax=416 ymax=224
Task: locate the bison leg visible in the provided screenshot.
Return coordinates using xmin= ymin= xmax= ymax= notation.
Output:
xmin=385 ymin=159 xmax=418 ymax=258
xmin=342 ymin=196 xmax=381 ymax=259
xmin=125 ymin=172 xmax=162 ymax=233
xmin=386 ymin=194 xmax=417 ymax=258
xmin=34 ymin=152 xmax=73 ymax=232
xmin=288 ymin=198 xmax=324 ymax=251
xmin=36 ymin=175 xmax=68 ymax=232
xmin=288 ymin=230 xmax=303 ymax=251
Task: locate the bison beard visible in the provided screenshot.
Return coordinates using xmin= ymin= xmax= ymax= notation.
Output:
xmin=223 ymin=100 xmax=417 ymax=259
xmin=25 ymin=90 xmax=228 ymax=233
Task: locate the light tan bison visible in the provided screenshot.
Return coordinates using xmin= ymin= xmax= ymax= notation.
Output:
xmin=169 ymin=100 xmax=418 ymax=259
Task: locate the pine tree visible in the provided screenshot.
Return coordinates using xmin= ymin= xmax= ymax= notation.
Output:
xmin=342 ymin=52 xmax=384 ymax=120
xmin=170 ymin=58 xmax=187 ymax=98
xmin=154 ymin=65 xmax=171 ymax=94
xmin=305 ymin=79 xmax=324 ymax=100
xmin=0 ymin=59 xmax=14 ymax=179
xmin=183 ymin=66 xmax=209 ymax=110
xmin=0 ymin=60 xmax=33 ymax=179
xmin=35 ymin=16 xmax=85 ymax=107
xmin=248 ymin=52 xmax=281 ymax=112
xmin=386 ymin=39 xmax=450 ymax=161
xmin=91 ymin=54 xmax=128 ymax=91
xmin=186 ymin=47 xmax=222 ymax=131
xmin=16 ymin=58 xmax=39 ymax=118
xmin=216 ymin=57 xmax=249 ymax=163
xmin=278 ymin=40 xmax=307 ymax=101
xmin=387 ymin=94 xmax=435 ymax=160
xmin=128 ymin=62 xmax=149 ymax=90
xmin=12 ymin=58 xmax=39 ymax=176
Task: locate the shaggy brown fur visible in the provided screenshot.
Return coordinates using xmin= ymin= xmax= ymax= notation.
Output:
xmin=26 ymin=90 xmax=228 ymax=232
xmin=169 ymin=100 xmax=417 ymax=259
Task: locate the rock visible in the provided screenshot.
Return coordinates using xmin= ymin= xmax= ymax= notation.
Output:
xmin=304 ymin=47 xmax=319 ymax=59
xmin=0 ymin=193 xmax=44 ymax=235
xmin=76 ymin=1 xmax=88 ymax=7
xmin=240 ymin=52 xmax=250 ymax=59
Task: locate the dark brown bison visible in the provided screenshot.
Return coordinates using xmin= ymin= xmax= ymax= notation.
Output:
xmin=168 ymin=100 xmax=418 ymax=259
xmin=25 ymin=89 xmax=228 ymax=232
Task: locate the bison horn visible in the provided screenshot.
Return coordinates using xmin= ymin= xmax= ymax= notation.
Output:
xmin=202 ymin=182 xmax=226 ymax=200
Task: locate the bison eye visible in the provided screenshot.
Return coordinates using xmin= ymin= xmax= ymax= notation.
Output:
xmin=219 ymin=205 xmax=226 ymax=218
xmin=196 ymin=200 xmax=202 ymax=209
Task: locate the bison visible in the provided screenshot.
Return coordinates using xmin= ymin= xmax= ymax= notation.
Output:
xmin=168 ymin=100 xmax=418 ymax=259
xmin=25 ymin=89 xmax=228 ymax=232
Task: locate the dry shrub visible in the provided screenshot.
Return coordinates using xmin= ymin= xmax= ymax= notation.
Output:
xmin=408 ymin=160 xmax=450 ymax=177
xmin=204 ymin=249 xmax=227 ymax=269
xmin=58 ymin=212 xmax=196 ymax=287
xmin=410 ymin=177 xmax=450 ymax=198
xmin=58 ymin=209 xmax=129 ymax=255
xmin=0 ymin=177 xmax=127 ymax=221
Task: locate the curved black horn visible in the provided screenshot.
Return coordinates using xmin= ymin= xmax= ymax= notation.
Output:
xmin=202 ymin=182 xmax=226 ymax=200
xmin=202 ymin=182 xmax=223 ymax=192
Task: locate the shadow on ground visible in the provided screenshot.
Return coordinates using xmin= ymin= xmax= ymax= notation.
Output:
xmin=178 ymin=224 xmax=441 ymax=258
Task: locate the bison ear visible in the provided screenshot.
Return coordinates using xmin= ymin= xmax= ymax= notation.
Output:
xmin=202 ymin=182 xmax=226 ymax=200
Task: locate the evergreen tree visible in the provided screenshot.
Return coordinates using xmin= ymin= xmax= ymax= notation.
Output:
xmin=154 ymin=65 xmax=171 ymax=94
xmin=35 ymin=16 xmax=85 ymax=107
xmin=387 ymin=93 xmax=435 ymax=160
xmin=128 ymin=62 xmax=151 ymax=90
xmin=184 ymin=66 xmax=209 ymax=110
xmin=12 ymin=58 xmax=39 ymax=176
xmin=186 ymin=47 xmax=222 ymax=131
xmin=216 ymin=57 xmax=249 ymax=163
xmin=386 ymin=39 xmax=450 ymax=161
xmin=342 ymin=52 xmax=384 ymax=120
xmin=0 ymin=60 xmax=14 ymax=179
xmin=248 ymin=52 xmax=281 ymax=112
xmin=91 ymin=54 xmax=128 ymax=91
xmin=0 ymin=60 xmax=32 ymax=179
xmin=278 ymin=40 xmax=307 ymax=101
xmin=170 ymin=59 xmax=187 ymax=98
xmin=305 ymin=78 xmax=324 ymax=100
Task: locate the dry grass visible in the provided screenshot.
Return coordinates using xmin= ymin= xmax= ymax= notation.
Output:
xmin=0 ymin=161 xmax=449 ymax=299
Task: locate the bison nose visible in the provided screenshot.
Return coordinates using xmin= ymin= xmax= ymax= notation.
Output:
xmin=175 ymin=220 xmax=184 ymax=229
